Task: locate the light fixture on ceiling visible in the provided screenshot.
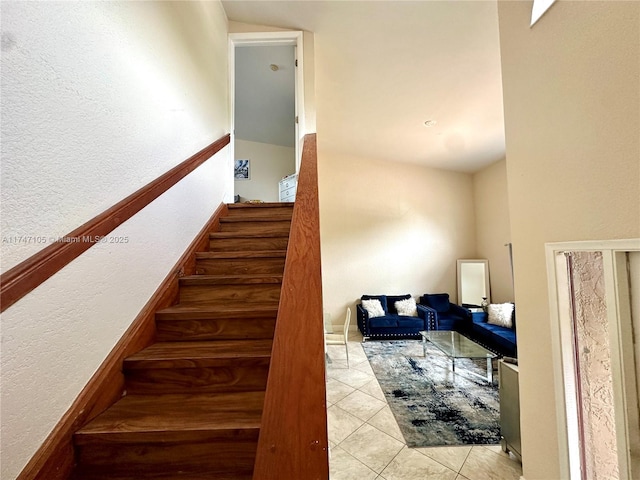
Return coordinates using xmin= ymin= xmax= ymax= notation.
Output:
xmin=424 ymin=120 xmax=437 ymax=127
xmin=270 ymin=64 xmax=279 ymax=71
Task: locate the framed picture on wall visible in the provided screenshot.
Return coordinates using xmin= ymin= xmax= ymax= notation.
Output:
xmin=234 ymin=159 xmax=250 ymax=180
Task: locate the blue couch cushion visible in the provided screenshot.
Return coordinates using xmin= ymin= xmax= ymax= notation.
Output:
xmin=437 ymin=316 xmax=466 ymax=331
xmin=423 ymin=293 xmax=450 ymax=313
xmin=369 ymin=315 xmax=399 ymax=328
xmin=471 ymin=322 xmax=517 ymax=356
xmin=361 ymin=295 xmax=388 ymax=313
xmin=476 ymin=322 xmax=516 ymax=341
xmin=387 ymin=294 xmax=412 ymax=315
xmin=396 ymin=316 xmax=425 ymax=330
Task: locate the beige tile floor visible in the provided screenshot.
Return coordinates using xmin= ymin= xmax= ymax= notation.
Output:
xmin=325 ymin=332 xmax=523 ymax=480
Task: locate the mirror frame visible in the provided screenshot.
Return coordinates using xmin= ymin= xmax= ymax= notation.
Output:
xmin=457 ymin=259 xmax=490 ymax=307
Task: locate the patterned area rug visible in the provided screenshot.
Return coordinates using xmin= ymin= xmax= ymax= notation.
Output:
xmin=362 ymin=339 xmax=500 ymax=447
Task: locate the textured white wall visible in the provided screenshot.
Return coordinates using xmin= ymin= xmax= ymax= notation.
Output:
xmin=0 ymin=2 xmax=231 ymax=478
xmin=570 ymin=252 xmax=619 ymax=480
xmin=497 ymin=2 xmax=640 ymax=478
xmin=473 ymin=159 xmax=513 ymax=303
xmin=318 ymin=149 xmax=476 ymax=323
xmin=234 ymin=139 xmax=295 ymax=202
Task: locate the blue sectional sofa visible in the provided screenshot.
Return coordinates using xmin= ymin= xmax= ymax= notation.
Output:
xmin=418 ymin=293 xmax=517 ymax=357
xmin=418 ymin=293 xmax=472 ymax=331
xmin=356 ymin=294 xmax=434 ymax=340
xmin=466 ymin=309 xmax=517 ymax=358
xmin=358 ymin=291 xmax=517 ymax=357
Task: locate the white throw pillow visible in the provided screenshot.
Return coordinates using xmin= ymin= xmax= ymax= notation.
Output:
xmin=395 ymin=298 xmax=418 ymax=317
xmin=487 ymin=303 xmax=514 ymax=328
xmin=361 ymin=299 xmax=385 ymax=318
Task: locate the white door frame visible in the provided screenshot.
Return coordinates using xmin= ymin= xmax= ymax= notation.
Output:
xmin=229 ymin=31 xmax=305 ymax=172
xmin=546 ymin=238 xmax=640 ymax=480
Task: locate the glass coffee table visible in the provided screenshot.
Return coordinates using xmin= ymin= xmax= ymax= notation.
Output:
xmin=420 ymin=330 xmax=497 ymax=383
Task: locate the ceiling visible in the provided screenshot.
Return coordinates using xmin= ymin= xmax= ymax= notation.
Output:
xmin=222 ymin=0 xmax=506 ymax=173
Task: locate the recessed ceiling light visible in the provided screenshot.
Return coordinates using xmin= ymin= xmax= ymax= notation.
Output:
xmin=424 ymin=120 xmax=437 ymax=127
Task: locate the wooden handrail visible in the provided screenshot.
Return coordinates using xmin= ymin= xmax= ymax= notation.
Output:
xmin=253 ymin=134 xmax=329 ymax=479
xmin=0 ymin=134 xmax=230 ymax=312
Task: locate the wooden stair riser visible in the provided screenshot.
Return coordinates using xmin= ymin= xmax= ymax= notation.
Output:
xmin=218 ymin=221 xmax=291 ymax=234
xmin=226 ymin=205 xmax=294 ymax=217
xmin=156 ymin=317 xmax=276 ymax=341
xmin=209 ymin=235 xmax=289 ymax=251
xmin=70 ymin=470 xmax=253 ymax=480
xmin=74 ymin=437 xmax=257 ymax=476
xmin=124 ymin=362 xmax=269 ymax=395
xmin=179 ymin=284 xmax=282 ymax=305
xmin=195 ymin=257 xmax=285 ymax=275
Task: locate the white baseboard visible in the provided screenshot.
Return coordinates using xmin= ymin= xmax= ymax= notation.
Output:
xmin=330 ymin=323 xmax=358 ymax=333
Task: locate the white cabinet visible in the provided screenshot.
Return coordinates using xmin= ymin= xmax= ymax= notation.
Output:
xmin=278 ymin=173 xmax=298 ymax=202
xmin=499 ymin=360 xmax=521 ymax=461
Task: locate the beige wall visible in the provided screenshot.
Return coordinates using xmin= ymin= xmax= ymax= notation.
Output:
xmin=234 ymin=139 xmax=295 ymax=202
xmin=473 ymin=158 xmax=513 ymax=303
xmin=497 ymin=1 xmax=640 ymax=479
xmin=318 ymin=149 xmax=476 ymax=323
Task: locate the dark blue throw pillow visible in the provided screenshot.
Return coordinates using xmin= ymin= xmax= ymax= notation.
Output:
xmin=424 ymin=293 xmax=450 ymax=313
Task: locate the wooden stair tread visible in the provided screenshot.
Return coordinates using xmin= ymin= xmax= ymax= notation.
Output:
xmin=75 ymin=391 xmax=264 ymax=439
xmin=196 ymin=250 xmax=287 ymax=259
xmin=156 ymin=304 xmax=279 ymax=319
xmin=179 ymin=274 xmax=282 ymax=286
xmin=125 ymin=340 xmax=273 ymax=367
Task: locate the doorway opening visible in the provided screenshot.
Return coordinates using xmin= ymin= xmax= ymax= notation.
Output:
xmin=229 ymin=32 xmax=304 ymax=204
xmin=546 ymin=239 xmax=640 ymax=480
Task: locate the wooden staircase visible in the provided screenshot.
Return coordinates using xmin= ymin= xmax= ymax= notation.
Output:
xmin=70 ymin=203 xmax=293 ymax=480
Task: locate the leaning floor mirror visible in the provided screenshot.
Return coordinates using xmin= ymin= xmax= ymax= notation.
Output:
xmin=457 ymin=259 xmax=490 ymax=308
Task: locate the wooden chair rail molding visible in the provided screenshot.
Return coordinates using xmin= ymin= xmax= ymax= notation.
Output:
xmin=253 ymin=134 xmax=330 ymax=479
xmin=0 ymin=133 xmax=230 ymax=313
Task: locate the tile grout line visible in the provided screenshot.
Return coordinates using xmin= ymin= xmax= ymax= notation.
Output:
xmin=328 ymin=336 xmax=522 ymax=480
xmin=331 ymin=443 xmax=379 ymax=479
